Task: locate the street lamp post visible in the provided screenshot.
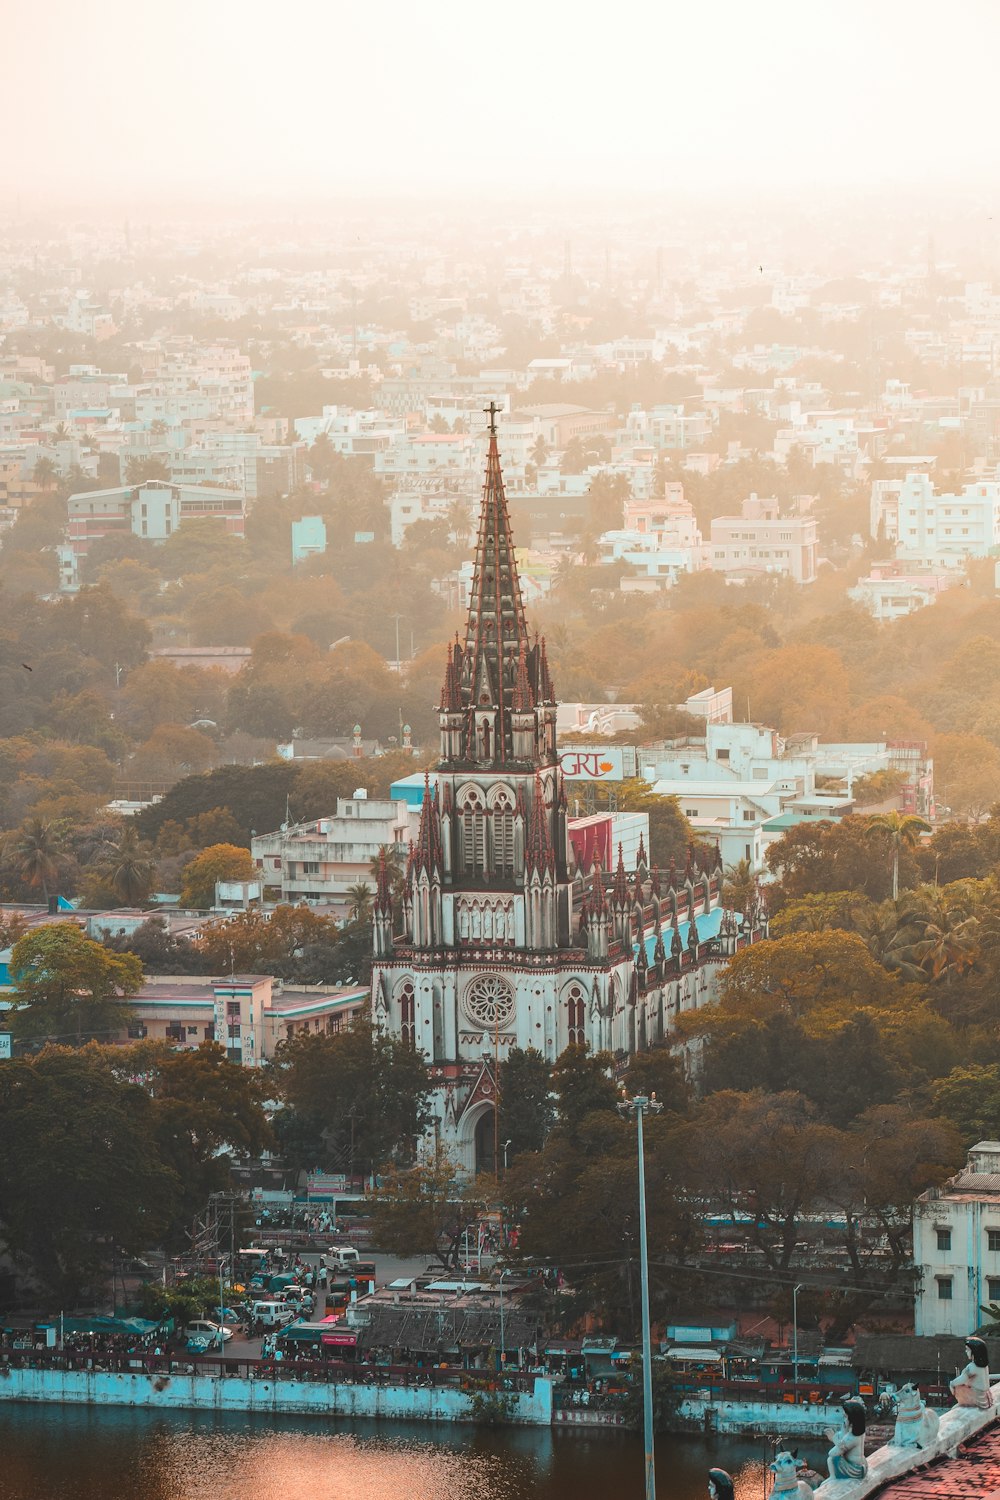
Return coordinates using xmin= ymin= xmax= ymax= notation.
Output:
xmin=498 ymin=1267 xmax=511 ymax=1374
xmin=619 ymin=1092 xmax=663 ymax=1500
xmin=503 ymin=1139 xmax=512 ymax=1175
xmin=792 ymin=1283 xmax=803 ymax=1394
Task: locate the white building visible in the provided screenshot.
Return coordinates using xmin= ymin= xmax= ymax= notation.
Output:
xmin=849 ymin=563 xmax=959 ymax=621
xmin=251 ymin=794 xmax=413 ymax=908
xmin=895 ymin=473 xmax=1000 ymax=569
xmin=914 ymin=1142 xmax=1000 ymax=1336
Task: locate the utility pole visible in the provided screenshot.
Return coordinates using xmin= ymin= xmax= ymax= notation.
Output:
xmin=619 ymin=1092 xmax=663 ymax=1500
xmin=792 ymin=1283 xmax=803 ymax=1394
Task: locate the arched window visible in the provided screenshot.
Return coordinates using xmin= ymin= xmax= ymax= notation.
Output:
xmin=460 ymin=786 xmax=486 ymax=876
xmin=398 ymin=981 xmax=415 ymax=1049
xmin=491 ymin=788 xmax=515 ymax=875
xmin=567 ymin=984 xmax=585 ymax=1046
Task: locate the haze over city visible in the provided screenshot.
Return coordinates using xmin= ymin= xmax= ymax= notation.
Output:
xmin=6 ymin=6 xmax=1000 ymax=1500
xmin=6 ymin=0 xmax=1000 ymax=204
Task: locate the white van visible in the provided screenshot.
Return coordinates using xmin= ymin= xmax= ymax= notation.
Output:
xmin=251 ymin=1300 xmax=297 ymax=1329
xmin=325 ymin=1247 xmax=360 ymax=1270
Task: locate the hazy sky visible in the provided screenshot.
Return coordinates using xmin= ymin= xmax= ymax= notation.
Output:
xmin=5 ymin=0 xmax=1000 ymax=206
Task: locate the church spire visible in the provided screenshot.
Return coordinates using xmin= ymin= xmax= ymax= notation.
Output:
xmin=434 ymin=403 xmax=560 ymax=769
xmin=461 ymin=403 xmax=529 ymax=757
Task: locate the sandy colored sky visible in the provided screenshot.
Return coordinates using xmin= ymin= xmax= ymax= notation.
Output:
xmin=4 ymin=0 xmax=999 ymax=206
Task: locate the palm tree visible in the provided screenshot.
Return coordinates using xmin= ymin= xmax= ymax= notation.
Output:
xmin=14 ymin=818 xmax=64 ymax=901
xmin=866 ymin=812 xmax=931 ymax=902
xmin=722 ymin=859 xmax=756 ymax=914
xmin=107 ymin=824 xmax=155 ymax=905
xmin=345 ymin=882 xmax=374 ymax=924
xmin=895 ymin=886 xmax=980 ymax=986
xmin=32 ymin=455 xmax=60 ymax=492
xmin=445 ymin=498 xmax=471 ymax=548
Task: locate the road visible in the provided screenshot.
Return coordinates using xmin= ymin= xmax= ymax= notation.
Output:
xmin=222 ymin=1251 xmax=476 ymax=1359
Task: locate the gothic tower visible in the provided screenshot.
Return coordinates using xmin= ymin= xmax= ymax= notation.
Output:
xmin=371 ymin=407 xmax=737 ymax=1172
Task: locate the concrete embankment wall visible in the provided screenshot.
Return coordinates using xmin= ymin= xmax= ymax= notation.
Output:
xmin=0 ymin=1367 xmax=553 ymax=1426
xmin=682 ymin=1395 xmax=845 ymax=1437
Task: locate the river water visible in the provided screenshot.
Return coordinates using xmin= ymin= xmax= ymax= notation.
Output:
xmin=0 ymin=1407 xmax=801 ymax=1500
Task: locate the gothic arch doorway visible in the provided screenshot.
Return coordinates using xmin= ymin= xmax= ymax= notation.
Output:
xmin=474 ymin=1108 xmax=496 ymax=1176
xmin=457 ymin=1100 xmax=496 ymax=1176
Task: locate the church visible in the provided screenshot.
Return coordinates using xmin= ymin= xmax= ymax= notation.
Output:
xmin=371 ymin=408 xmax=766 ymax=1172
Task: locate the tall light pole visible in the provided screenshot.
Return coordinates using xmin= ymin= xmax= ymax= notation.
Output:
xmin=497 ymin=1267 xmax=511 ymax=1374
xmin=619 ymin=1092 xmax=663 ymax=1500
xmin=792 ymin=1283 xmax=803 ymax=1394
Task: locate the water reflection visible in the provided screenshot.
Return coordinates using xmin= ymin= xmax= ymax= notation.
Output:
xmin=0 ymin=1407 xmax=781 ymax=1500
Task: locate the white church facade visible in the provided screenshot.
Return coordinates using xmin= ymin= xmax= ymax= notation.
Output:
xmin=371 ymin=408 xmax=766 ymax=1171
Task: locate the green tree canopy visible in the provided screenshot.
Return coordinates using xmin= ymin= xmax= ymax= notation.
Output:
xmin=7 ymin=923 xmax=142 ymax=1045
xmin=271 ymin=1017 xmax=432 ymax=1174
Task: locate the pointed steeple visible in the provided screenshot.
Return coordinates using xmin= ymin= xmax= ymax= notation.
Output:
xmin=413 ymin=772 xmax=442 ymax=876
xmin=590 ymin=853 xmax=608 ymax=914
xmin=512 ymin=641 xmax=534 ymax=711
xmin=612 ymin=843 xmax=629 ymax=907
xmin=374 ymin=848 xmax=393 ymax=914
xmin=460 ymin=403 xmax=530 ymax=759
xmin=538 ymin=634 xmax=555 ymax=703
xmin=526 ymin=773 xmax=555 ymax=877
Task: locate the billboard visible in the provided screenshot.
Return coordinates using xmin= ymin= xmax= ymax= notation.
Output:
xmin=0 ymin=1033 xmax=10 ymax=1061
xmin=559 ymin=746 xmax=626 ymax=781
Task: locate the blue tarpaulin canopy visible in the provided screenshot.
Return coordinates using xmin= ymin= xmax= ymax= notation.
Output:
xmin=58 ymin=1315 xmax=162 ymax=1335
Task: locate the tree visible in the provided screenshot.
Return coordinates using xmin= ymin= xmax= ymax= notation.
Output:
xmin=7 ymin=924 xmax=142 ymax=1045
xmin=13 ymin=816 xmax=65 ymax=900
xmin=345 ymin=881 xmax=374 ymax=923
xmin=124 ymin=455 xmax=170 ymax=485
xmin=271 ymin=1018 xmax=431 ymax=1175
xmin=690 ymin=1090 xmax=841 ymax=1271
xmin=32 ymin=455 xmax=60 ymax=492
xmin=928 ymin=1065 xmax=1000 ymax=1143
xmin=106 ymin=1040 xmax=272 ymax=1240
xmin=105 ymin=823 xmax=156 ymax=904
xmin=867 ymin=812 xmax=932 ymax=902
xmin=715 ymin=930 xmax=900 ymax=1018
xmin=0 ymin=1046 xmax=176 ymax=1303
xmin=722 ymin=859 xmax=756 ymax=914
xmin=551 ymin=1045 xmax=619 ymax=1137
xmin=368 ymin=1150 xmax=485 ymax=1270
xmin=499 ymin=1047 xmax=555 ymax=1159
xmin=179 ymin=843 xmax=255 ymax=910
xmin=765 ymin=818 xmax=908 ymax=908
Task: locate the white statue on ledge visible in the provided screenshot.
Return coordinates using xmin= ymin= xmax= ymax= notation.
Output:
xmin=825 ymin=1398 xmax=868 ymax=1481
xmin=892 ymin=1381 xmax=939 ymax=1448
xmin=949 ymin=1336 xmax=992 ymax=1409
xmin=767 ymin=1450 xmax=814 ymax=1498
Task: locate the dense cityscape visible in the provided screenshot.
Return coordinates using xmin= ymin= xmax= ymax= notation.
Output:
xmin=6 ymin=3 xmax=1000 ymax=1499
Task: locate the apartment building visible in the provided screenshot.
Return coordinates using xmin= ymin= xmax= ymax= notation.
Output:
xmin=252 ymin=794 xmax=412 ymax=907
xmin=895 ymin=473 xmax=1000 ymax=568
xmin=914 ymin=1143 xmax=1000 ymax=1336
xmin=709 ymin=494 xmax=819 ymax=583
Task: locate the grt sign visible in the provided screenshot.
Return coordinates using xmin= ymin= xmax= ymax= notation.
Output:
xmin=558 ymin=747 xmax=625 ymax=781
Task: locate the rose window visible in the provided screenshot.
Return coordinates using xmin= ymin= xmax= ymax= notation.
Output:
xmin=463 ymin=974 xmax=515 ymax=1029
